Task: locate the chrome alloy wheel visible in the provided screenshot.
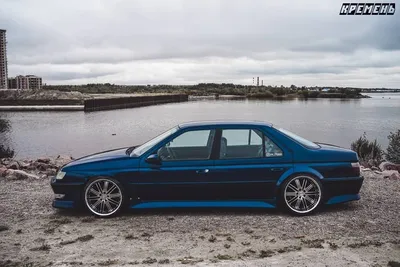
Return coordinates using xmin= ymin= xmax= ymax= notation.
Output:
xmin=284 ymin=176 xmax=321 ymax=214
xmin=84 ymin=178 xmax=123 ymax=217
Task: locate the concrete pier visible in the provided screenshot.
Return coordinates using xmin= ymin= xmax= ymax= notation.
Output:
xmin=84 ymin=94 xmax=188 ymax=112
xmin=0 ymin=94 xmax=189 ymax=112
xmin=0 ymin=105 xmax=84 ymax=111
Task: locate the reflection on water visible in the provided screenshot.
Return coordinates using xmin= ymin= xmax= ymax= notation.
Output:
xmin=1 ymin=93 xmax=400 ymax=159
xmin=0 ymin=115 xmax=14 ymax=158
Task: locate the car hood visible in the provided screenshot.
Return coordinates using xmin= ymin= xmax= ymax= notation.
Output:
xmin=65 ymin=147 xmax=131 ymax=168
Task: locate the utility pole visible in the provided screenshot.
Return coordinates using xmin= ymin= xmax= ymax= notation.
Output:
xmin=257 ymin=77 xmax=259 ymax=87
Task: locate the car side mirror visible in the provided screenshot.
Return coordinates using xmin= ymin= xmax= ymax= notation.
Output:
xmin=145 ymin=154 xmax=161 ymax=165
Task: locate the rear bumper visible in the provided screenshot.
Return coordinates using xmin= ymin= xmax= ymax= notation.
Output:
xmin=323 ymin=176 xmax=364 ymax=205
xmin=50 ymin=177 xmax=84 ymax=209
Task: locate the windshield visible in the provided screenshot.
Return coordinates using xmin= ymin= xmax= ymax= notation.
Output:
xmin=131 ymin=126 xmax=178 ymax=157
xmin=278 ymin=128 xmax=320 ymax=149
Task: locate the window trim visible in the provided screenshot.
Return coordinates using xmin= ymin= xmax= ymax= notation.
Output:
xmin=216 ymin=127 xmax=284 ymax=160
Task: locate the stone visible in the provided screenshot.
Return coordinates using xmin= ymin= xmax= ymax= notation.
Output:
xmin=0 ymin=167 xmax=7 ymax=177
xmin=54 ymin=155 xmax=74 ymax=167
xmin=371 ymin=166 xmax=380 ymax=171
xmin=46 ymin=169 xmax=57 ymax=176
xmin=37 ymin=157 xmax=51 ymax=164
xmin=1 ymin=159 xmax=11 ymax=165
xmin=33 ymin=162 xmax=51 ymax=171
xmin=6 ymin=161 xmax=20 ymax=170
xmin=389 ymin=172 xmax=400 ymax=180
xmin=382 ymin=170 xmax=399 ymax=179
xmin=19 ymin=162 xmax=31 ymax=169
xmin=379 ymin=162 xmax=400 ymax=172
xmin=5 ymin=169 xmax=39 ymax=180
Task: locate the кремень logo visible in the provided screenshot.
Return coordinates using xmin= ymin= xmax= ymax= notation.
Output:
xmin=340 ymin=3 xmax=395 ymax=15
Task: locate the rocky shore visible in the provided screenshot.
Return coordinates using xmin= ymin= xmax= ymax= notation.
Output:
xmin=0 ymin=155 xmax=74 ymax=180
xmin=0 ymin=157 xmax=399 ymax=267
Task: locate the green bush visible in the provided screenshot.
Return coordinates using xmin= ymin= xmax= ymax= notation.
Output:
xmin=246 ymin=91 xmax=274 ymax=99
xmin=308 ymin=91 xmax=320 ymax=98
xmin=0 ymin=117 xmax=14 ymax=158
xmin=351 ymin=133 xmax=383 ymax=167
xmin=386 ymin=130 xmax=400 ymax=164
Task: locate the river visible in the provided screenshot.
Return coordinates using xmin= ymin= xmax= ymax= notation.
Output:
xmin=1 ymin=93 xmax=399 ymax=159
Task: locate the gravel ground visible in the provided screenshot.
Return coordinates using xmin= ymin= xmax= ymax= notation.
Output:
xmin=0 ymin=170 xmax=399 ymax=267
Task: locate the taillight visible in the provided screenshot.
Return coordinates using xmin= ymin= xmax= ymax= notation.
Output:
xmin=351 ymin=162 xmax=361 ymax=176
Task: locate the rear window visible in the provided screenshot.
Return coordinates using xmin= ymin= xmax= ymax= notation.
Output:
xmin=277 ymin=128 xmax=320 ymax=149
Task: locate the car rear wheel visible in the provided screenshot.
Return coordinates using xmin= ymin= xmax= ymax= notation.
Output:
xmin=84 ymin=177 xmax=124 ymax=217
xmin=281 ymin=175 xmax=322 ymax=215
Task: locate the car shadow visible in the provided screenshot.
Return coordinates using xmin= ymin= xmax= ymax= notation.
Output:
xmin=53 ymin=202 xmax=361 ymax=218
xmin=53 ymin=206 xmax=282 ymax=218
xmin=319 ymin=202 xmax=361 ymax=213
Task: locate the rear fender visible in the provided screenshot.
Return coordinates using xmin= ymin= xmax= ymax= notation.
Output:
xmin=276 ymin=165 xmax=324 ymax=187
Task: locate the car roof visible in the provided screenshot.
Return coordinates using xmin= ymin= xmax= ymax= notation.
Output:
xmin=178 ymin=120 xmax=273 ymax=129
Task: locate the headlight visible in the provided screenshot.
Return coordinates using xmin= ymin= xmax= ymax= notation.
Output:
xmin=56 ymin=171 xmax=66 ymax=180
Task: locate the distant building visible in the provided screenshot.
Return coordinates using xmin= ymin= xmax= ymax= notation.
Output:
xmin=7 ymin=77 xmax=17 ymax=89
xmin=8 ymin=75 xmax=43 ymax=90
xmin=26 ymin=75 xmax=42 ymax=89
xmin=0 ymin=29 xmax=8 ymax=89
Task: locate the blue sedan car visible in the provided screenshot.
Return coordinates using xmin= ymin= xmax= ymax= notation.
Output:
xmin=51 ymin=121 xmax=363 ymax=217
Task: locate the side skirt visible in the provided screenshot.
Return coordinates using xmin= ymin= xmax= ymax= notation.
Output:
xmin=131 ymin=200 xmax=276 ymax=209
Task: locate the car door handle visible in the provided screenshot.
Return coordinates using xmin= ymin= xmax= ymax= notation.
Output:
xmin=271 ymin=168 xmax=284 ymax=172
xmin=196 ymin=169 xmax=209 ymax=174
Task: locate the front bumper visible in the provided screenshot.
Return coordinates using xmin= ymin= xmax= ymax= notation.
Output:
xmin=50 ymin=176 xmax=84 ymax=209
xmin=323 ymin=176 xmax=364 ymax=205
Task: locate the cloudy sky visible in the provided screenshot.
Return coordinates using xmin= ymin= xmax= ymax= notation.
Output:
xmin=1 ymin=0 xmax=399 ymax=87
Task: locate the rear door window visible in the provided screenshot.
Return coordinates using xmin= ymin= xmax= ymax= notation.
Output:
xmin=220 ymin=129 xmax=282 ymax=159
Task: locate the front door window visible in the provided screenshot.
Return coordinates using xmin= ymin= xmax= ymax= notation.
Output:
xmin=157 ymin=130 xmax=215 ymax=161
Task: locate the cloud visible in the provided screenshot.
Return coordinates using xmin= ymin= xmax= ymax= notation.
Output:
xmin=1 ymin=0 xmax=399 ymax=87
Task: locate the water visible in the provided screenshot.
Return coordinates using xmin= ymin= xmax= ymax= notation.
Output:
xmin=1 ymin=93 xmax=399 ymax=159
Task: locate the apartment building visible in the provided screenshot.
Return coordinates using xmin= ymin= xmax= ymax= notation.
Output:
xmin=0 ymin=29 xmax=8 ymax=89
xmin=8 ymin=75 xmax=43 ymax=90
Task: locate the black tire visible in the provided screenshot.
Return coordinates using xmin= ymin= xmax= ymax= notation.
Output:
xmin=83 ymin=177 xmax=125 ymax=217
xmin=280 ymin=174 xmax=323 ymax=216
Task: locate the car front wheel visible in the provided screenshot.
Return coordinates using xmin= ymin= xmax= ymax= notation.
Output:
xmin=84 ymin=177 xmax=124 ymax=217
xmin=281 ymin=175 xmax=323 ymax=215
